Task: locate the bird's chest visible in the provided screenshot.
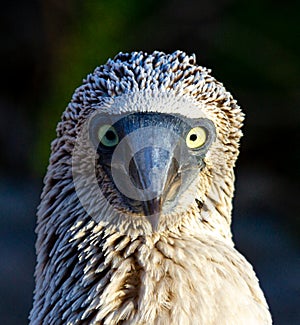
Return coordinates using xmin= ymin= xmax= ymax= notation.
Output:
xmin=99 ymin=238 xmax=248 ymax=325
xmin=86 ymin=231 xmax=271 ymax=325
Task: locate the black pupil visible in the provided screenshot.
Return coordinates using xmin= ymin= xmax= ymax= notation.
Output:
xmin=105 ymin=130 xmax=116 ymax=141
xmin=190 ymin=134 xmax=197 ymax=142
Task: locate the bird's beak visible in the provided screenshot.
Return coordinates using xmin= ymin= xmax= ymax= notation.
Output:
xmin=127 ymin=147 xmax=181 ymax=231
xmin=110 ymin=138 xmax=184 ymax=231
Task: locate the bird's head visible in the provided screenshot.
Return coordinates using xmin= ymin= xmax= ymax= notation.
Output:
xmin=44 ymin=51 xmax=244 ymax=240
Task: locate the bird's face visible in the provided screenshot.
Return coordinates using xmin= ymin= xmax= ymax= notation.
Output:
xmin=89 ymin=112 xmax=216 ymax=230
xmin=72 ymin=92 xmax=218 ymax=235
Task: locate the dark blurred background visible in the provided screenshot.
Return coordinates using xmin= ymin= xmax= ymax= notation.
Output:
xmin=0 ymin=0 xmax=299 ymax=324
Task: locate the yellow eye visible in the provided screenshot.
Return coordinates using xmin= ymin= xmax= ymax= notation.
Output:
xmin=98 ymin=125 xmax=119 ymax=147
xmin=186 ymin=127 xmax=207 ymax=149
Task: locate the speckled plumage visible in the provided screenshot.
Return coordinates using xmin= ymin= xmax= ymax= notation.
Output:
xmin=30 ymin=51 xmax=272 ymax=324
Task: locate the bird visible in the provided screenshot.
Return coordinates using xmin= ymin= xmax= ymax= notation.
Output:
xmin=30 ymin=50 xmax=272 ymax=324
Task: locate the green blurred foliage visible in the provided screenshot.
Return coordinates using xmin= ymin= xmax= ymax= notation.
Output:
xmin=35 ymin=0 xmax=153 ymax=173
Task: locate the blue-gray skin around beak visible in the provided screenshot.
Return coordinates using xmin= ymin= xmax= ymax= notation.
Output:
xmin=92 ymin=112 xmax=216 ymax=231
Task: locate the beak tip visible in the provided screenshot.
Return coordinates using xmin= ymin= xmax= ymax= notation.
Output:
xmin=146 ymin=213 xmax=160 ymax=232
